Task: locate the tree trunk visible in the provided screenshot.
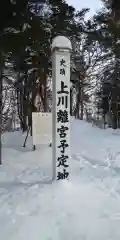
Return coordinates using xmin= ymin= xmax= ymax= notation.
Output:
xmin=75 ymin=82 xmax=80 ymax=119
xmin=22 ymin=92 xmax=27 ymax=132
xmin=107 ymin=111 xmax=112 ymax=127
xmin=112 ymin=113 xmax=117 ymax=129
xmin=112 ymin=102 xmax=117 ymax=129
xmin=19 ymin=83 xmax=27 ymax=132
xmin=0 ymin=43 xmax=3 ymax=165
xmin=70 ymin=88 xmax=73 ymax=116
xmin=43 ymin=75 xmax=48 ymax=112
xmin=80 ymin=87 xmax=84 ymax=120
xmin=80 ymin=105 xmax=84 ymax=120
xmin=22 ymin=78 xmax=27 ymax=132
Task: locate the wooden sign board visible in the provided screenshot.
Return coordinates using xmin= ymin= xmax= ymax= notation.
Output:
xmin=32 ymin=112 xmax=74 ymax=147
xmin=32 ymin=112 xmax=52 ymax=146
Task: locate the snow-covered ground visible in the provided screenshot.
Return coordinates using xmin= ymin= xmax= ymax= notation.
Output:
xmin=1 ymin=120 xmax=120 ymax=240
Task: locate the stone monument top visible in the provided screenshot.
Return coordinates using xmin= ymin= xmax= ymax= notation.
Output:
xmin=51 ymin=36 xmax=72 ymax=51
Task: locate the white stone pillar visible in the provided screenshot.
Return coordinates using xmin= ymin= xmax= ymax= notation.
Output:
xmin=51 ymin=36 xmax=72 ymax=180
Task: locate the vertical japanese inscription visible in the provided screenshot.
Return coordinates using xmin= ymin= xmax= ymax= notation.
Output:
xmin=56 ymin=57 xmax=69 ymax=180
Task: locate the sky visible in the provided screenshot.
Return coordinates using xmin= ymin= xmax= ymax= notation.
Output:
xmin=66 ymin=0 xmax=102 ymax=18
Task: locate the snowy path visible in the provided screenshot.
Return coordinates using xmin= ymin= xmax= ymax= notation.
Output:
xmin=1 ymin=120 xmax=120 ymax=239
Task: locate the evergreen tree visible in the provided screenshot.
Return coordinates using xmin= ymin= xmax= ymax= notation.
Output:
xmin=87 ymin=0 xmax=120 ymax=128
